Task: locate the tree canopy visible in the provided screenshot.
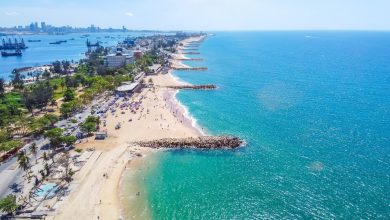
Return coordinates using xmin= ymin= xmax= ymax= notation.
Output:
xmin=0 ymin=195 xmax=18 ymax=215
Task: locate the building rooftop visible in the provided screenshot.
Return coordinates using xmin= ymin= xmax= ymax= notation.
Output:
xmin=106 ymin=53 xmax=132 ymax=57
xmin=150 ymin=64 xmax=162 ymax=72
xmin=116 ymin=82 xmax=139 ymax=92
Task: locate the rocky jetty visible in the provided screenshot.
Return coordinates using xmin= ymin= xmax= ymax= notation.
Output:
xmin=166 ymin=84 xmax=217 ymax=90
xmin=172 ymin=67 xmax=208 ymax=71
xmin=181 ymin=48 xmax=198 ymax=51
xmin=134 ymin=136 xmax=244 ymax=149
xmin=175 ymin=58 xmax=203 ymax=61
xmin=181 ymin=52 xmax=201 ymax=54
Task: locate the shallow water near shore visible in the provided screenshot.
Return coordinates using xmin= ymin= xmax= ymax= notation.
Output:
xmin=126 ymin=32 xmax=390 ymax=219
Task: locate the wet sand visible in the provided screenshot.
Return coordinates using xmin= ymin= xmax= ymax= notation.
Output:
xmin=48 ymin=36 xmax=206 ymax=220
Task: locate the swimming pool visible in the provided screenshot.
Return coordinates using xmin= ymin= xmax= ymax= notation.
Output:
xmin=35 ymin=183 xmax=58 ymax=198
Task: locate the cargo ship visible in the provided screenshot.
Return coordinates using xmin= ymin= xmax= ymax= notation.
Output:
xmin=0 ymin=38 xmax=28 ymax=50
xmin=1 ymin=49 xmax=22 ymax=57
xmin=49 ymin=40 xmax=67 ymax=45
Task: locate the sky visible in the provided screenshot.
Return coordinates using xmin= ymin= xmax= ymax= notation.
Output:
xmin=1 ymin=0 xmax=390 ymax=31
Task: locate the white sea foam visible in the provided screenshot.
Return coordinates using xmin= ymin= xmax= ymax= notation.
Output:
xmin=170 ymin=89 xmax=207 ymax=136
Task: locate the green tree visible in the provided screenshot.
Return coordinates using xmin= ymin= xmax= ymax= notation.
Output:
xmin=0 ymin=195 xmax=18 ymax=215
xmin=60 ymin=79 xmax=65 ymax=92
xmin=44 ymin=128 xmax=64 ymax=149
xmin=22 ymin=82 xmax=54 ymax=114
xmin=9 ymin=71 xmax=25 ymax=90
xmin=62 ymin=135 xmax=77 ymax=146
xmin=17 ymin=151 xmax=31 ymax=179
xmin=29 ymin=143 xmax=37 ymax=163
xmin=60 ymin=102 xmax=74 ymax=118
xmin=52 ymin=61 xmax=62 ymax=74
xmin=80 ymin=122 xmax=97 ymax=135
xmin=0 ymin=78 xmax=5 ymax=97
xmin=42 ymin=152 xmax=48 ymax=163
xmin=42 ymin=70 xmax=51 ymax=80
xmin=63 ymin=88 xmax=75 ymax=102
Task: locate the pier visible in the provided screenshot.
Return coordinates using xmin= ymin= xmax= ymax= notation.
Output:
xmin=166 ymin=84 xmax=217 ymax=90
xmin=173 ymin=67 xmax=208 ymax=71
xmin=183 ymin=46 xmax=199 ymax=48
xmin=186 ymin=42 xmax=202 ymax=45
xmin=180 ymin=48 xmax=199 ymax=51
xmin=181 ymin=52 xmax=200 ymax=54
xmin=175 ymin=58 xmax=203 ymax=61
xmin=134 ymin=136 xmax=244 ymax=149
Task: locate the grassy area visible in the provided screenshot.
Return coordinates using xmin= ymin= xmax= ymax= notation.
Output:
xmin=0 ymin=92 xmax=23 ymax=106
xmin=48 ymin=78 xmax=66 ymax=100
xmin=0 ymin=140 xmax=23 ymax=152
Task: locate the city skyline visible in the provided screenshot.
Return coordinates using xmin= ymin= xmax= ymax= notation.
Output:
xmin=1 ymin=0 xmax=390 ymax=31
xmin=0 ymin=21 xmax=132 ymax=34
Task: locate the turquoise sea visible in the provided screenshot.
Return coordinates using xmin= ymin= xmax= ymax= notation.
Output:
xmin=133 ymin=32 xmax=390 ymax=219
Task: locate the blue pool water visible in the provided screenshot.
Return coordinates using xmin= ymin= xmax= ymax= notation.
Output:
xmin=35 ymin=183 xmax=58 ymax=198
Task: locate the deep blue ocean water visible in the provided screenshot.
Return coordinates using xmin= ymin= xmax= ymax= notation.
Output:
xmin=139 ymin=32 xmax=390 ymax=219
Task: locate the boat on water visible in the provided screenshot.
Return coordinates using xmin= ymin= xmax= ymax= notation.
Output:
xmin=86 ymin=39 xmax=100 ymax=47
xmin=1 ymin=49 xmax=22 ymax=57
xmin=28 ymin=40 xmax=41 ymax=42
xmin=49 ymin=40 xmax=67 ymax=45
xmin=0 ymin=38 xmax=28 ymax=50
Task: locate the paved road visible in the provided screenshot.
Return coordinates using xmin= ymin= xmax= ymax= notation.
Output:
xmin=0 ymin=99 xmax=102 ymax=199
xmin=0 ymin=137 xmax=48 ymax=198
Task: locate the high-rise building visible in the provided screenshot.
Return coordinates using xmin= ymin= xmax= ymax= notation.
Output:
xmin=41 ymin=22 xmax=46 ymax=31
xmin=29 ymin=22 xmax=35 ymax=31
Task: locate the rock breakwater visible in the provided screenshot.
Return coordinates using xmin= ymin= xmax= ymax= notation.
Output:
xmin=134 ymin=136 xmax=244 ymax=149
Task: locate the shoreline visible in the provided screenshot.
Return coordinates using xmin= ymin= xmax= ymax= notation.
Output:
xmin=48 ymin=35 xmax=208 ymax=220
xmin=166 ymin=74 xmax=207 ymax=136
xmin=117 ymin=37 xmax=208 ymax=219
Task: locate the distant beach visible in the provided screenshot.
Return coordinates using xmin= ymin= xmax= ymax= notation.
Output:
xmin=47 ymin=36 xmax=207 ymax=220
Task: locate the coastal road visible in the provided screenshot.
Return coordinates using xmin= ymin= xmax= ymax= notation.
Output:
xmin=0 ymin=100 xmax=98 ymax=199
xmin=0 ymin=137 xmax=48 ymax=198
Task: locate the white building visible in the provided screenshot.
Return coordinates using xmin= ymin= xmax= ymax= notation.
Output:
xmin=104 ymin=51 xmax=134 ymax=68
xmin=146 ymin=64 xmax=162 ymax=75
xmin=115 ymin=82 xmax=142 ymax=96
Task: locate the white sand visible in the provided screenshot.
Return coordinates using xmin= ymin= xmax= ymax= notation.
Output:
xmin=48 ymin=36 xmax=206 ymax=220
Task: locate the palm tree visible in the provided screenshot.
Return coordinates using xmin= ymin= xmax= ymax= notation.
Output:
xmin=42 ymin=152 xmax=49 ymax=164
xmin=29 ymin=143 xmax=37 ymax=164
xmin=60 ymin=79 xmax=65 ymax=92
xmin=17 ymin=151 xmax=31 ymax=179
xmin=44 ymin=163 xmax=50 ymax=176
xmin=0 ymin=194 xmax=18 ymax=216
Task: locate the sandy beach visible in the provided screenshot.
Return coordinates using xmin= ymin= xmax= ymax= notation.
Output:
xmin=48 ymin=36 xmax=206 ymax=220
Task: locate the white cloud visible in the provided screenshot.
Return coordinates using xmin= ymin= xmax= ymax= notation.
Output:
xmin=125 ymin=12 xmax=134 ymax=17
xmin=5 ymin=11 xmax=20 ymax=16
